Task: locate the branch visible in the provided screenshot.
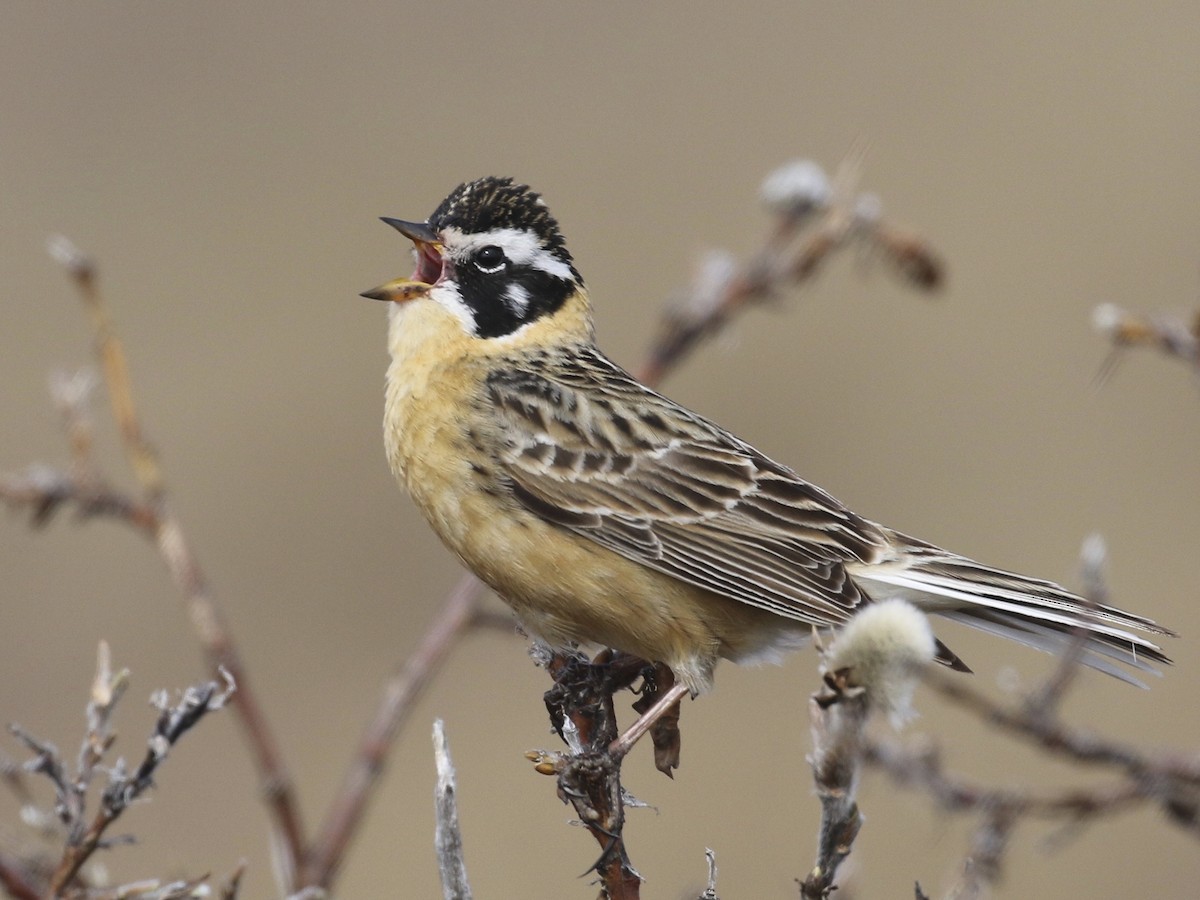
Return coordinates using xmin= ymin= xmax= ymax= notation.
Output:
xmin=923 ymin=673 xmax=1200 ymax=792
xmin=1091 ymin=302 xmax=1200 ymax=382
xmin=307 ymin=575 xmax=483 ymax=886
xmin=801 ymin=601 xmax=937 ymax=898
xmin=638 ymin=152 xmax=943 ymax=384
xmin=6 ymin=647 xmax=234 ymax=897
xmin=528 ymin=650 xmax=656 ymax=899
xmin=432 ymin=720 xmax=472 ymax=900
xmin=37 ymin=238 xmax=308 ymax=884
xmin=0 ymin=850 xmax=40 ymax=900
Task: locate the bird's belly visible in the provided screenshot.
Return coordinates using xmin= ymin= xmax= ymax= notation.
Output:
xmin=399 ymin=437 xmax=804 ymax=691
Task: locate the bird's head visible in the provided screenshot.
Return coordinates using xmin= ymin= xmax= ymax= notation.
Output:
xmin=363 ymin=177 xmax=586 ymax=339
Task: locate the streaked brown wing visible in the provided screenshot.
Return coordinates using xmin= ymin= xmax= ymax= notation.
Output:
xmin=487 ymin=348 xmax=890 ymax=626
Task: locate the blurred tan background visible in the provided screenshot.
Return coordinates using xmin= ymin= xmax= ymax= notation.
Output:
xmin=3 ymin=2 xmax=1199 ymax=897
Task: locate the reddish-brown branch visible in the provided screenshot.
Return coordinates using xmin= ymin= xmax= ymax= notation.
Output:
xmin=0 ymin=851 xmax=40 ymax=900
xmin=923 ymin=673 xmax=1200 ymax=786
xmin=46 ymin=244 xmax=309 ymax=887
xmin=536 ymin=650 xmax=650 ymax=899
xmin=307 ymin=573 xmax=484 ymax=886
xmin=637 ymin=155 xmax=942 ymax=386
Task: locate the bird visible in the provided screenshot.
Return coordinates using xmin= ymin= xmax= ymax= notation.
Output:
xmin=363 ymin=175 xmax=1173 ymax=710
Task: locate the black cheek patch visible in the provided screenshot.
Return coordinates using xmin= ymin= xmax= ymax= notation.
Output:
xmin=458 ymin=267 xmax=575 ymax=339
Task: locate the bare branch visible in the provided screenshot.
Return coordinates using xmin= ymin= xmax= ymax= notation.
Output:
xmin=44 ymin=669 xmax=235 ymax=894
xmin=1022 ymin=534 xmax=1106 ymax=718
xmin=36 ymin=239 xmax=310 ymax=883
xmin=0 ymin=848 xmax=41 ymax=900
xmin=942 ymin=808 xmax=1016 ymax=900
xmin=432 ymin=720 xmax=472 ymax=900
xmin=1091 ymin=302 xmax=1200 ymax=382
xmin=306 ymin=575 xmax=485 ymax=887
xmin=5 ymin=654 xmax=234 ymax=898
xmin=800 ymin=683 xmax=867 ymax=900
xmin=695 ymin=848 xmax=719 ymax=900
xmin=639 ymin=153 xmax=943 ymax=384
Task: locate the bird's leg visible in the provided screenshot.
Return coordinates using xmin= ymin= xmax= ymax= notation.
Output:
xmin=609 ymin=681 xmax=691 ymax=760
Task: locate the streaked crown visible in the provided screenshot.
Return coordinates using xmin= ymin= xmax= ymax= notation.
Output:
xmin=430 ymin=177 xmax=578 ymax=276
xmin=418 ymin=177 xmax=584 ymax=339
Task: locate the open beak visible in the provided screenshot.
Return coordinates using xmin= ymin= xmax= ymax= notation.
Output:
xmin=360 ymin=218 xmax=445 ymax=303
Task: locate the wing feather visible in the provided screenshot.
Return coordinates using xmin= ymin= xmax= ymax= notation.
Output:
xmin=488 ymin=349 xmax=888 ymax=626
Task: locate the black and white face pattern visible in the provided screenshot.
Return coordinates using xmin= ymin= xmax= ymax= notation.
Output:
xmin=425 ymin=177 xmax=584 ymax=339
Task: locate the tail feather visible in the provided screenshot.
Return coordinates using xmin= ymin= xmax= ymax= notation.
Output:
xmin=937 ymin=608 xmax=1161 ymax=688
xmin=856 ymin=536 xmax=1174 ymax=685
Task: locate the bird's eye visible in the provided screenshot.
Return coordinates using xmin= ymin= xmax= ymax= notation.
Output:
xmin=474 ymin=245 xmax=507 ymax=274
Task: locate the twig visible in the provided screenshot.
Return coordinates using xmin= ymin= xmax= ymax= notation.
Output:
xmin=638 ymin=153 xmax=943 ymax=384
xmin=923 ymin=672 xmax=1200 ymax=788
xmin=432 ymin=720 xmax=472 ymax=900
xmin=801 ymin=601 xmax=938 ymax=898
xmin=44 ymin=670 xmax=235 ymax=893
xmin=218 ymin=860 xmax=247 ymax=900
xmin=864 ymin=625 xmax=1200 ymax=898
xmin=0 ymin=849 xmax=40 ymax=900
xmin=1091 ymin=302 xmax=1200 ymax=383
xmin=46 ymin=237 xmax=163 ymax=500
xmin=5 ymin=652 xmax=234 ymax=898
xmin=45 ymin=238 xmax=309 ymax=885
xmin=800 ymin=685 xmax=867 ymax=900
xmin=696 ymin=847 xmax=719 ymax=900
xmin=1021 ymin=533 xmax=1106 ymax=719
xmin=529 ymin=650 xmax=651 ymax=899
xmin=48 ymin=368 xmax=99 ymax=488
xmin=307 ymin=576 xmax=483 ymax=886
xmin=865 ymin=738 xmax=1146 ymax=823
xmin=83 ymin=874 xmax=213 ymax=899
xmin=942 ymin=808 xmax=1016 ymax=900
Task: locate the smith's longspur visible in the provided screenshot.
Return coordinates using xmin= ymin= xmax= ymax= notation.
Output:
xmin=363 ymin=176 xmax=1173 ymax=706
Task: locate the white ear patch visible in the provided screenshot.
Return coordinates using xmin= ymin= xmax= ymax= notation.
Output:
xmin=441 ymin=226 xmax=575 ymax=282
xmin=504 ymin=283 xmax=531 ymax=315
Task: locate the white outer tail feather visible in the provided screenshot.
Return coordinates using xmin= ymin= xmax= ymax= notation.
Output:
xmin=857 ymin=557 xmax=1172 ymax=688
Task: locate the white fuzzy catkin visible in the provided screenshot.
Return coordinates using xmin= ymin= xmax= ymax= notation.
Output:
xmin=760 ymin=159 xmax=831 ymax=217
xmin=1091 ymin=302 xmax=1125 ymax=336
xmin=823 ymin=598 xmax=936 ymax=726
